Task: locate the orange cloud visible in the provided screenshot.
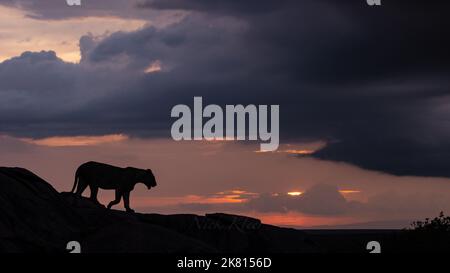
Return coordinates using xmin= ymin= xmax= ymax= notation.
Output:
xmin=128 ymin=189 xmax=259 ymax=207
xmin=205 ymin=189 xmax=258 ymax=204
xmin=282 ymin=149 xmax=315 ymax=155
xmin=21 ymin=134 xmax=128 ymax=147
xmin=339 ymin=190 xmax=361 ymax=194
xmin=254 ymin=142 xmax=326 ymax=154
xmin=144 ymin=60 xmax=163 ymax=73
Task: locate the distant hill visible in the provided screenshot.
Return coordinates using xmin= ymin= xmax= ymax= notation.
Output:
xmin=1 ymin=166 xmax=450 ymax=253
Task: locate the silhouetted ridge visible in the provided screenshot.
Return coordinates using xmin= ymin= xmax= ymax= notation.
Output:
xmin=0 ymin=167 xmax=318 ymax=253
xmin=0 ymin=167 xmax=82 ymax=252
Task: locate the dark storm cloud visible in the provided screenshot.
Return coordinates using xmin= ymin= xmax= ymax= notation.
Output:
xmin=130 ymin=0 xmax=450 ymax=177
xmin=1 ymin=0 xmax=450 ymax=177
xmin=139 ymin=0 xmax=288 ymax=15
xmin=140 ymin=0 xmax=450 ymax=84
xmin=0 ymin=0 xmax=151 ymax=20
xmin=0 ymin=50 xmax=153 ymax=138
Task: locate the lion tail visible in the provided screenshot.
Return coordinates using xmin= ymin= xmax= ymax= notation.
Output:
xmin=71 ymin=170 xmax=79 ymax=193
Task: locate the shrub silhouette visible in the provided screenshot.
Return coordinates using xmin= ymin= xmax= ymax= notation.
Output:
xmin=411 ymin=211 xmax=450 ymax=232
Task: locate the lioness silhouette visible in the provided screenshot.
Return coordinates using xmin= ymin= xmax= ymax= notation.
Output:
xmin=71 ymin=161 xmax=157 ymax=213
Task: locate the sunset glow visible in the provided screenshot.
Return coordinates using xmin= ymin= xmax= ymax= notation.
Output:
xmin=255 ymin=212 xmax=358 ymax=228
xmin=283 ymin=150 xmax=315 ymax=155
xmin=21 ymin=134 xmax=128 ymax=147
xmin=287 ymin=192 xmax=303 ymax=196
xmin=339 ymin=190 xmax=361 ymax=194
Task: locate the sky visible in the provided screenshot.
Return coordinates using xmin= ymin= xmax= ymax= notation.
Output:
xmin=1 ymin=0 xmax=450 ymax=228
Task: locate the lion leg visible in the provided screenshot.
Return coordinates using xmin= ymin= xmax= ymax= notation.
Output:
xmin=107 ymin=190 xmax=122 ymax=209
xmin=75 ymin=177 xmax=88 ymax=197
xmin=123 ymin=191 xmax=134 ymax=213
xmin=89 ymin=186 xmax=99 ymax=204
